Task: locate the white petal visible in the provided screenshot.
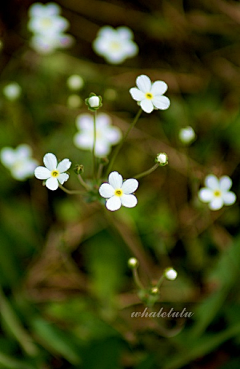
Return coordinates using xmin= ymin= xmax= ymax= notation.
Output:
xmin=17 ymin=144 xmax=32 ymax=158
xmin=151 ymin=81 xmax=168 ymax=95
xmin=76 ymin=114 xmax=93 ymax=130
xmin=140 ymin=99 xmax=154 ymax=113
xmin=104 ymin=126 xmax=122 ymax=144
xmin=95 ymin=140 xmax=111 ymax=157
xmin=1 ymin=148 xmax=16 ymax=166
xmin=209 ymin=197 xmax=224 ymax=211
xmin=117 ymin=27 xmax=133 ymax=40
xmin=121 ymin=194 xmax=137 ymax=208
xmin=222 ymin=191 xmax=236 ymax=205
xmin=136 ymin=75 xmax=152 ymax=93
xmin=106 ymin=196 xmax=122 ymax=211
xmin=74 ymin=133 xmax=93 ymax=149
xmin=58 ymin=173 xmax=69 ymax=184
xmin=198 ymin=188 xmax=213 ymax=203
xmin=99 ymin=183 xmax=115 ymax=198
xmin=108 ymin=171 xmax=123 ymax=189
xmin=45 ymin=177 xmax=59 ymax=191
xmin=219 ymin=176 xmax=232 ymax=191
xmin=129 ymin=88 xmax=145 ymax=102
xmin=122 ymin=179 xmax=139 ymax=194
xmin=34 ymin=166 xmax=51 ymax=180
xmin=152 ymin=96 xmax=170 ymax=110
xmin=57 ymin=158 xmax=71 ymax=173
xmin=43 ymin=153 xmax=57 ymax=171
xmin=205 ymin=175 xmax=219 ymax=190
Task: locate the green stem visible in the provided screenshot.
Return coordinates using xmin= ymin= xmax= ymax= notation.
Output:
xmin=134 ymin=163 xmax=159 ymax=179
xmin=77 ymin=174 xmax=91 ymax=191
xmin=107 ymin=108 xmax=142 ymax=174
xmin=0 ymin=287 xmax=38 ymax=357
xmin=58 ymin=184 xmax=84 ymax=195
xmin=133 ymin=268 xmax=145 ymax=290
xmin=156 ymin=275 xmax=165 ymax=289
xmin=92 ymin=111 xmax=97 ymax=179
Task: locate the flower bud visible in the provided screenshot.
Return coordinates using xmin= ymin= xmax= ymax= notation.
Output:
xmin=67 ymin=75 xmax=84 ymax=90
xmin=156 ymin=152 xmax=168 ymax=166
xmin=74 ymin=164 xmax=84 ymax=174
xmin=85 ymin=93 xmax=102 ymax=111
xmin=150 ymin=287 xmax=159 ymax=295
xmin=3 ymin=82 xmax=21 ymax=101
xmin=179 ymin=126 xmax=196 ymax=145
xmin=164 ymin=267 xmax=178 ymax=281
xmin=128 ymin=257 xmax=139 ymax=269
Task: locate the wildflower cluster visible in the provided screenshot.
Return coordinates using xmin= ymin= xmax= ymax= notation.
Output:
xmin=28 ymin=2 xmax=73 ymax=54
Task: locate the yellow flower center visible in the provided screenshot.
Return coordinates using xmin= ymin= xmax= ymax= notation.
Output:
xmin=110 ymin=41 xmax=121 ymax=50
xmin=213 ymin=190 xmax=221 ymax=197
xmin=115 ymin=189 xmax=123 ymax=197
xmin=51 ymin=170 xmax=59 ymax=178
xmin=145 ymin=92 xmax=153 ymax=99
xmin=41 ymin=18 xmax=52 ymax=28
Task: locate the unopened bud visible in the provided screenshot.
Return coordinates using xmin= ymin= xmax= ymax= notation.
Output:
xmin=85 ymin=93 xmax=102 ymax=111
xmin=164 ymin=267 xmax=178 ymax=281
xmin=150 ymin=287 xmax=159 ymax=295
xmin=74 ymin=164 xmax=84 ymax=174
xmin=156 ymin=152 xmax=168 ymax=166
xmin=128 ymin=257 xmax=139 ymax=269
xmin=179 ymin=126 xmax=196 ymax=145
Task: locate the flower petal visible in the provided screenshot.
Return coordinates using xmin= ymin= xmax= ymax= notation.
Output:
xmin=129 ymin=88 xmax=145 ymax=102
xmin=205 ymin=175 xmax=219 ymax=190
xmin=58 ymin=173 xmax=69 ymax=184
xmin=136 ymin=75 xmax=152 ymax=93
xmin=152 ymin=96 xmax=170 ymax=110
xmin=151 ymin=81 xmax=168 ymax=95
xmin=140 ymin=99 xmax=154 ymax=113
xmin=219 ymin=176 xmax=232 ymax=191
xmin=209 ymin=197 xmax=224 ymax=211
xmin=122 ymin=179 xmax=138 ymax=194
xmin=34 ymin=166 xmax=51 ymax=180
xmin=45 ymin=177 xmax=59 ymax=191
xmin=1 ymin=148 xmax=16 ymax=166
xmin=57 ymin=158 xmax=71 ymax=173
xmin=108 ymin=171 xmax=123 ymax=189
xmin=121 ymin=194 xmax=137 ymax=208
xmin=106 ymin=196 xmax=122 ymax=211
xmin=222 ymin=191 xmax=236 ymax=205
xmin=99 ymin=183 xmax=115 ymax=198
xmin=198 ymin=188 xmax=213 ymax=203
xmin=43 ymin=153 xmax=57 ymax=171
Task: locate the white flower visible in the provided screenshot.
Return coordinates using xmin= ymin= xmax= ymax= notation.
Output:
xmin=129 ymin=75 xmax=170 ymax=113
xmin=67 ymin=75 xmax=84 ymax=91
xmin=99 ymin=171 xmax=138 ymax=211
xmin=164 ymin=267 xmax=178 ymax=281
xmin=1 ymin=144 xmax=38 ymax=180
xmin=28 ymin=4 xmax=68 ymax=36
xmin=3 ymin=82 xmax=21 ymax=101
xmin=30 ymin=33 xmax=74 ymax=54
xmin=93 ymin=26 xmax=138 ymax=64
xmin=128 ymin=257 xmax=139 ymax=269
xmin=34 ymin=153 xmax=71 ymax=191
xmin=179 ymin=126 xmax=196 ymax=144
xmin=74 ymin=113 xmax=122 ymax=157
xmin=198 ymin=174 xmax=236 ymax=211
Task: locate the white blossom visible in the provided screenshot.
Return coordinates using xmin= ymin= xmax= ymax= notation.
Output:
xmin=198 ymin=174 xmax=236 ymax=211
xmin=74 ymin=113 xmax=122 ymax=157
xmin=30 ymin=33 xmax=73 ymax=54
xmin=93 ymin=26 xmax=138 ymax=64
xmin=1 ymin=144 xmax=38 ymax=180
xmin=99 ymin=171 xmax=138 ymax=211
xmin=179 ymin=126 xmax=196 ymax=144
xmin=129 ymin=75 xmax=170 ymax=113
xmin=156 ymin=153 xmax=168 ymax=166
xmin=34 ymin=153 xmax=71 ymax=191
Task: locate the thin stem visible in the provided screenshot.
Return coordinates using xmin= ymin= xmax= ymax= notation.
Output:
xmin=92 ymin=111 xmax=97 ymax=179
xmin=134 ymin=163 xmax=159 ymax=179
xmin=0 ymin=286 xmax=38 ymax=357
xmin=107 ymin=108 xmax=142 ymax=174
xmin=77 ymin=174 xmax=91 ymax=190
xmin=156 ymin=275 xmax=165 ymax=289
xmin=133 ymin=268 xmax=145 ymax=290
xmin=58 ymin=184 xmax=84 ymax=195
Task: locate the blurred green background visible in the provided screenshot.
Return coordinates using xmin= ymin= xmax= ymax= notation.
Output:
xmin=0 ymin=0 xmax=240 ymax=368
